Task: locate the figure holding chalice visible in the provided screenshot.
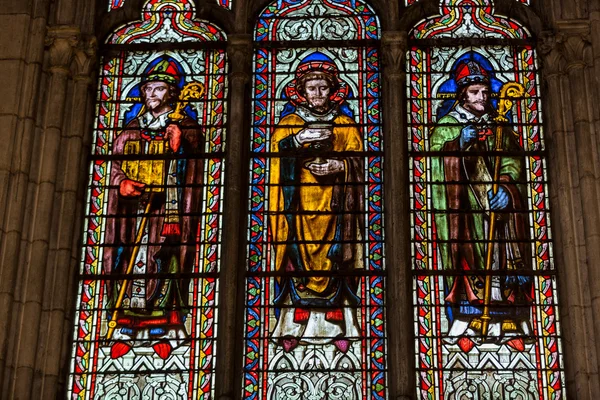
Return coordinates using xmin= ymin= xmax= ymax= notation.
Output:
xmin=269 ymin=53 xmax=364 ymax=353
xmin=103 ymin=56 xmax=205 ymax=360
xmin=301 ymin=122 xmax=334 ymax=173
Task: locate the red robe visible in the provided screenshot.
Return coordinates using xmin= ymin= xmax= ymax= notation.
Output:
xmin=103 ymin=115 xmax=203 ymax=331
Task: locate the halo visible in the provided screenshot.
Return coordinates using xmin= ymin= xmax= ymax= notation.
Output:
xmin=284 ymin=69 xmax=350 ymax=108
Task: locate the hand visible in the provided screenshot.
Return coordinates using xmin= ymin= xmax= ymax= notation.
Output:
xmin=460 ymin=125 xmax=478 ymax=149
xmin=119 ymin=179 xmax=145 ymax=197
xmin=488 ymin=186 xmax=511 ymax=210
xmin=306 ymin=159 xmax=345 ymax=176
xmin=166 ymin=124 xmax=182 ymax=152
xmin=295 ymin=127 xmax=332 ymax=145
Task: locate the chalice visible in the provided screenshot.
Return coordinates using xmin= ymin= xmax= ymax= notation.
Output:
xmin=304 ymin=123 xmax=334 ymax=167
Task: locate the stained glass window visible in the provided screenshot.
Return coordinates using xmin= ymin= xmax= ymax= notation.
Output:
xmin=108 ymin=0 xmax=126 ymax=11
xmin=406 ymin=0 xmax=530 ymax=6
xmin=216 ymin=0 xmax=232 ymax=10
xmin=109 ymin=0 xmax=235 ymax=12
xmin=68 ymin=0 xmax=227 ymax=398
xmin=409 ymin=0 xmax=565 ymax=399
xmin=245 ymin=0 xmax=386 ymax=398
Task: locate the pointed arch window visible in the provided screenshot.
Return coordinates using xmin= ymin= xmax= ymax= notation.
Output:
xmin=216 ymin=0 xmax=232 ymax=10
xmin=408 ymin=0 xmax=565 ymax=398
xmin=109 ymin=0 xmax=234 ymax=11
xmin=405 ymin=0 xmax=530 ymax=6
xmin=108 ymin=0 xmax=126 ymax=10
xmin=244 ymin=0 xmax=386 ymax=398
xmin=68 ymin=1 xmax=227 ymax=398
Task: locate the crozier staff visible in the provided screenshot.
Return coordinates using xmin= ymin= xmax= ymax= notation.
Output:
xmin=430 ymin=60 xmax=533 ymax=353
xmin=104 ymin=57 xmax=204 ymax=360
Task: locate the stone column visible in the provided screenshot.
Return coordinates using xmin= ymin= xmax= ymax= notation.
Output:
xmin=591 ymin=9 xmax=600 ymax=199
xmin=1 ymin=25 xmax=78 ymax=400
xmin=560 ymin=32 xmax=600 ymax=388
xmin=382 ymin=31 xmax=415 ymax=400
xmin=30 ymin=35 xmax=96 ymax=400
xmin=215 ymin=34 xmax=252 ymax=400
xmin=0 ymin=0 xmax=52 ymax=390
xmin=539 ymin=31 xmax=600 ymax=399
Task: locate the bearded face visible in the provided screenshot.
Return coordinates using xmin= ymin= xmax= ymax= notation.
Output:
xmin=304 ymin=78 xmax=332 ymax=112
xmin=142 ymin=81 xmax=172 ymax=114
xmin=461 ymin=83 xmax=490 ymax=117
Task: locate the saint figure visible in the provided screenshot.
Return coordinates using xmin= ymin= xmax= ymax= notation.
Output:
xmin=430 ymin=59 xmax=533 ymax=353
xmin=104 ymin=57 xmax=204 ymax=360
xmin=269 ymin=53 xmax=364 ymax=353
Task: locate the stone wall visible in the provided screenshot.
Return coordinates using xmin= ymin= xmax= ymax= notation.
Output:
xmin=0 ymin=0 xmax=598 ymax=399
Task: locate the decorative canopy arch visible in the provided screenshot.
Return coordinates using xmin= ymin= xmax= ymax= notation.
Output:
xmin=410 ymin=0 xmax=530 ymax=39
xmin=109 ymin=0 xmax=234 ymax=12
xmin=107 ymin=0 xmax=227 ymax=43
xmin=216 ymin=0 xmax=232 ymax=9
xmin=255 ymin=0 xmax=380 ymax=41
xmin=109 ymin=0 xmax=126 ymax=10
xmin=406 ymin=0 xmax=530 ymax=7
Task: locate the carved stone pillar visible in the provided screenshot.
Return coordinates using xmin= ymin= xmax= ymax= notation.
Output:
xmin=31 ymin=35 xmax=97 ymax=400
xmin=215 ymin=34 xmax=252 ymax=400
xmin=561 ymin=32 xmax=600 ymax=390
xmin=382 ymin=31 xmax=414 ymax=400
xmin=591 ymin=11 xmax=600 ymax=170
xmin=539 ymin=30 xmax=600 ymax=400
xmin=1 ymin=25 xmax=79 ymax=400
xmin=0 ymin=1 xmax=52 ymax=391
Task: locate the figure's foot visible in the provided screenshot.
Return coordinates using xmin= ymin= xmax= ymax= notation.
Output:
xmin=152 ymin=341 xmax=173 ymax=360
xmin=506 ymin=338 xmax=525 ymax=352
xmin=280 ymin=337 xmax=299 ymax=353
xmin=457 ymin=336 xmax=476 ymax=353
xmin=110 ymin=341 xmax=132 ymax=359
xmin=333 ymin=338 xmax=350 ymax=353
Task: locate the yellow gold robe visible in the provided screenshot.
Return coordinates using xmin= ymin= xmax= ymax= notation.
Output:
xmin=269 ymin=113 xmax=362 ymax=294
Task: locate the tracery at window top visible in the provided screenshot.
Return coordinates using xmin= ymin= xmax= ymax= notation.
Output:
xmin=109 ymin=0 xmax=234 ymax=12
xmin=69 ymin=0 xmax=227 ymax=398
xmin=406 ymin=0 xmax=530 ymax=6
xmin=408 ymin=0 xmax=565 ymax=399
xmin=216 ymin=0 xmax=232 ymax=10
xmin=108 ymin=0 xmax=126 ymax=10
xmin=245 ymin=0 xmax=385 ymax=399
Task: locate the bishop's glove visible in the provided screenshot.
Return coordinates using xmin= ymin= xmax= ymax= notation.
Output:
xmin=460 ymin=125 xmax=478 ymax=150
xmin=488 ymin=187 xmax=511 ymax=210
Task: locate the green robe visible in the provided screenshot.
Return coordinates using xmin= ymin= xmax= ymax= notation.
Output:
xmin=430 ymin=108 xmax=532 ymax=327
